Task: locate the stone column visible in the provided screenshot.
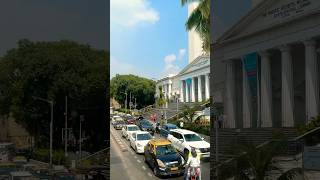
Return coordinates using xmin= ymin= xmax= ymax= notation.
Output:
xmin=198 ymin=75 xmax=202 ymax=102
xmin=205 ymin=73 xmax=210 ymax=100
xmin=186 ymin=80 xmax=190 ymax=102
xmin=226 ymin=60 xmax=236 ymax=128
xmin=168 ymin=83 xmax=172 ymax=100
xmin=180 ymin=80 xmax=184 ymax=102
xmin=280 ymin=45 xmax=294 ymax=127
xmin=304 ymin=39 xmax=320 ymax=122
xmin=242 ymin=59 xmax=252 ymax=128
xmin=259 ymin=50 xmax=273 ymax=127
xmin=191 ymin=77 xmax=196 ymax=102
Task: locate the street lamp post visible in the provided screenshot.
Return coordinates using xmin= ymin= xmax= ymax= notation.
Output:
xmin=121 ymin=92 xmax=128 ymax=111
xmin=79 ymin=115 xmax=84 ymax=160
xmin=32 ymin=96 xmax=54 ymax=170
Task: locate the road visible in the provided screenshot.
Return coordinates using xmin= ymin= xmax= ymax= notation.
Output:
xmin=110 ymin=125 xmax=210 ymax=180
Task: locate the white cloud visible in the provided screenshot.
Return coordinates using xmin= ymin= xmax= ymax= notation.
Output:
xmin=111 ymin=0 xmax=160 ymax=27
xmin=164 ymin=54 xmax=176 ymax=64
xmin=162 ymin=54 xmax=180 ymax=77
xmin=110 ymin=56 xmax=138 ymax=78
xmin=178 ymin=48 xmax=186 ymax=60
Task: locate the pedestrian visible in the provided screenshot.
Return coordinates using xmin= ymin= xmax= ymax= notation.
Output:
xmin=180 ymin=120 xmax=184 ymax=128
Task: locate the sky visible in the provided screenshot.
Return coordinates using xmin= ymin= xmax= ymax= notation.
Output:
xmin=110 ymin=0 xmax=189 ymax=80
xmin=0 ymin=0 xmax=109 ymax=55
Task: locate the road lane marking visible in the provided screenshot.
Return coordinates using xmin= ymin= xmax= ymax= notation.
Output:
xmin=142 ymin=166 xmax=146 ymax=170
xmin=148 ymin=172 xmax=152 ymax=177
xmin=137 ymin=159 xmax=141 ymax=163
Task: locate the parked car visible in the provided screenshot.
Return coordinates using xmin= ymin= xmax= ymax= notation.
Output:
xmin=167 ymin=129 xmax=210 ymax=160
xmin=160 ymin=123 xmax=178 ymax=138
xmin=114 ymin=120 xmax=126 ymax=130
xmin=137 ymin=119 xmax=155 ymax=135
xmin=121 ymin=125 xmax=140 ymax=140
xmin=129 ymin=131 xmax=153 ymax=153
xmin=126 ymin=118 xmax=135 ymax=125
xmin=144 ymin=139 xmax=185 ymax=177
xmin=111 ymin=115 xmax=123 ymax=125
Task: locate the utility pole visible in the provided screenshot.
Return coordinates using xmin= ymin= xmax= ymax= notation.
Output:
xmin=125 ymin=92 xmax=128 ymax=111
xmin=64 ymin=96 xmax=68 ymax=157
xmin=50 ymin=101 xmax=53 ymax=170
xmin=79 ymin=115 xmax=84 ymax=160
xmin=135 ymin=98 xmax=137 ymax=109
xmin=129 ymin=92 xmax=132 ymax=113
xmin=32 ymin=96 xmax=53 ymax=171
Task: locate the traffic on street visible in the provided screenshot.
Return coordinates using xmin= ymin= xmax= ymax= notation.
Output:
xmin=110 ymin=113 xmax=210 ymax=179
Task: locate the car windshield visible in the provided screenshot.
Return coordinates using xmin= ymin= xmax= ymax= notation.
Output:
xmin=137 ymin=133 xmax=152 ymax=141
xmin=127 ymin=126 xmax=139 ymax=131
xmin=156 ymin=145 xmax=176 ymax=156
xmin=184 ymin=134 xmax=202 ymax=142
xmin=167 ymin=126 xmax=177 ymax=130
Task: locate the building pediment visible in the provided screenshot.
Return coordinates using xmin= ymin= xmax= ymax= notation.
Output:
xmin=179 ymin=55 xmax=210 ymax=75
xmin=217 ymin=0 xmax=320 ymax=43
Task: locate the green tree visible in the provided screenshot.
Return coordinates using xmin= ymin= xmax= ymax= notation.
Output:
xmin=181 ymin=0 xmax=210 ymax=53
xmin=0 ymin=39 xmax=108 ymax=152
xmin=110 ymin=74 xmax=155 ymax=109
xmin=181 ymin=103 xmax=202 ymax=122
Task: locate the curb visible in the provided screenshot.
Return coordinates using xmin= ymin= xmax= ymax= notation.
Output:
xmin=110 ymin=127 xmax=128 ymax=152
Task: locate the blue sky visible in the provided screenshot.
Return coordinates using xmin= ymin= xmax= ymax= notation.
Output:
xmin=111 ymin=0 xmax=189 ymax=80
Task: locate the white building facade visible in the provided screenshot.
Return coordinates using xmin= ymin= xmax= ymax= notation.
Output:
xmin=211 ymin=0 xmax=320 ymax=128
xmin=156 ymin=2 xmax=210 ymax=103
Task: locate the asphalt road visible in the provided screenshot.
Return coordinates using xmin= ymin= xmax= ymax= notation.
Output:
xmin=110 ymin=125 xmax=210 ymax=180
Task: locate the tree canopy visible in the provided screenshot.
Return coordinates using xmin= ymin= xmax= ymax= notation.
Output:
xmin=181 ymin=0 xmax=210 ymax=53
xmin=0 ymin=39 xmax=108 ymax=152
xmin=110 ymin=74 xmax=155 ymax=109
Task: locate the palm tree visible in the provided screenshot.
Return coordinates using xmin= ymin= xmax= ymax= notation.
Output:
xmin=181 ymin=103 xmax=202 ymax=122
xmin=181 ymin=0 xmax=210 ymax=53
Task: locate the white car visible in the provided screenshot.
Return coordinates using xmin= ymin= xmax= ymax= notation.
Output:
xmin=122 ymin=125 xmax=140 ymax=140
xmin=167 ymin=129 xmax=210 ymax=159
xmin=129 ymin=131 xmax=153 ymax=153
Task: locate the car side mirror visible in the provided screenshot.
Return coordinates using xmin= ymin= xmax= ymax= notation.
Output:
xmin=201 ymin=137 xmax=204 ymax=140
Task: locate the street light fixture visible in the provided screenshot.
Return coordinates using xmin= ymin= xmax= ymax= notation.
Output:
xmin=32 ymin=96 xmax=54 ymax=170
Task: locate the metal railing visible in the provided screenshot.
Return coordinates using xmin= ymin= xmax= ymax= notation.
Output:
xmin=214 ymin=126 xmax=320 ymax=170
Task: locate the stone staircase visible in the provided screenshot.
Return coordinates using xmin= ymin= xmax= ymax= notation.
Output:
xmin=142 ymin=102 xmax=196 ymax=121
xmin=211 ymin=128 xmax=299 ymax=162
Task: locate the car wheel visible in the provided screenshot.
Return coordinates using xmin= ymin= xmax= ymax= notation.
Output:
xmin=153 ymin=166 xmax=159 ymax=177
xmin=135 ymin=146 xmax=138 ymax=153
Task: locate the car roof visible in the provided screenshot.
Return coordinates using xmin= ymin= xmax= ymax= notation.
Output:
xmin=135 ymin=131 xmax=150 ymax=135
xmin=126 ymin=124 xmax=138 ymax=127
xmin=165 ymin=123 xmax=177 ymax=128
xmin=149 ymin=139 xmax=171 ymax=146
xmin=170 ymin=128 xmax=196 ymax=135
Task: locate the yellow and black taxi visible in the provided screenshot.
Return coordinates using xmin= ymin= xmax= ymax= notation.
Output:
xmin=144 ymin=139 xmax=185 ymax=177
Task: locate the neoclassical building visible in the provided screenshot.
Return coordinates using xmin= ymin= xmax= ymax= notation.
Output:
xmin=211 ymin=0 xmax=320 ymax=128
xmin=156 ymin=2 xmax=210 ymax=103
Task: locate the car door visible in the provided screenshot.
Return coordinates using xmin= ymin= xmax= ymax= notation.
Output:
xmin=130 ymin=133 xmax=136 ymax=148
xmin=122 ymin=126 xmax=127 ymax=137
xmin=168 ymin=132 xmax=178 ymax=150
xmin=176 ymin=133 xmax=185 ymax=152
